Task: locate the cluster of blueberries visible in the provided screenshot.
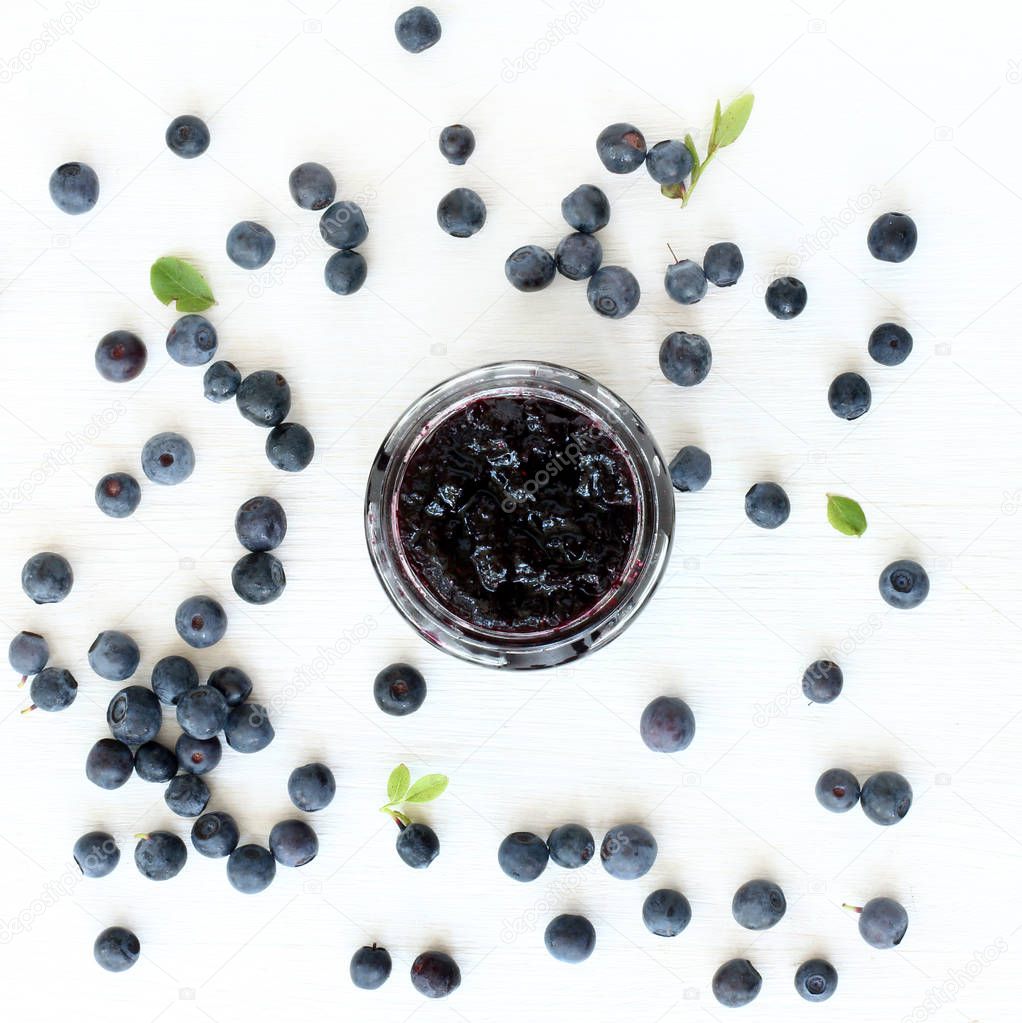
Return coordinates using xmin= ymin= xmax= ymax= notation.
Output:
xmin=82 ymin=760 xmax=334 ymax=971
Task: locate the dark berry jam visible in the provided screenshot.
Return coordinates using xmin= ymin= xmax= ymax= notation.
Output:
xmin=395 ymin=394 xmax=640 ymax=633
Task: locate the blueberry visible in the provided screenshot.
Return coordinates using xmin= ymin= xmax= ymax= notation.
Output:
xmin=645 ymin=140 xmax=693 ymax=185
xmin=235 ymin=496 xmax=287 ymax=551
xmin=203 ymin=360 xmax=242 ymax=402
xmin=373 ymin=663 xmax=426 ymax=716
xmin=176 ymin=685 xmax=229 ymax=740
xmin=732 ymin=879 xmax=786 ymax=930
xmin=555 ymin=233 xmax=602 ymax=280
xmin=49 ymin=162 xmax=98 ymax=214
xmin=28 ymin=667 xmax=77 ymax=711
xmin=664 ymin=258 xmax=707 ymax=305
xmin=765 ymin=276 xmax=807 ymax=319
xmin=94 ymin=927 xmax=139 ymax=972
xmin=324 ymin=250 xmax=367 ymax=295
xmin=288 ymin=162 xmax=336 ymax=210
xmin=266 ymin=422 xmax=315 ymax=472
xmin=134 ymin=741 xmax=178 ymax=783
xmin=151 ymin=655 xmax=199 ymax=706
xmin=802 ymin=659 xmax=843 ymax=704
xmin=498 ymin=832 xmax=549 ymax=881
xmin=89 ymin=630 xmax=140 ymax=681
xmin=141 ymin=431 xmax=195 ymax=485
xmin=596 ymin=122 xmax=647 ymax=174
xmin=659 ymin=332 xmax=711 ymax=387
xmin=166 ymin=314 xmax=217 ymax=367
xmin=815 ymin=768 xmax=860 ymax=812
xmin=853 ymin=896 xmax=908 ymax=948
xmin=505 ymin=245 xmax=556 ymax=292
xmin=745 ymin=482 xmax=790 ymax=529
xmin=9 ymin=630 xmax=48 ymax=677
xmin=165 ymin=115 xmax=210 ymax=158
xmin=95 ymin=330 xmax=147 ymax=382
xmin=22 ymin=551 xmax=73 ymax=604
xmin=224 ymin=701 xmax=274 ymax=753
xmin=191 ymin=811 xmax=240 ymax=858
xmin=226 ymin=220 xmax=275 ymax=269
xmin=795 ymin=958 xmax=838 ymax=1002
xmin=95 ymin=472 xmax=142 ymax=518
xmin=879 ymin=559 xmax=929 ymax=609
xmin=861 ymin=770 xmax=912 ymax=826
xmin=669 ymin=445 xmax=711 ymax=493
xmin=107 ymin=685 xmax=162 ymax=745
xmin=544 ymin=914 xmax=596 ymax=963
xmin=712 ymin=959 xmax=762 ymax=1008
xmin=640 ymin=695 xmax=696 ymax=753
xmin=600 ymin=824 xmax=657 ymax=880
xmin=232 ymin=551 xmax=287 ymax=605
xmin=561 ymin=184 xmax=610 ymax=233
xmin=828 ymin=371 xmax=871 ymax=420
xmin=165 ymin=773 xmax=210 ymax=817
xmin=587 ymin=265 xmax=640 ymax=318
xmin=642 ymin=888 xmax=692 ymax=936
xmin=288 ymin=762 xmax=336 ymax=812
xmin=350 ymin=944 xmax=392 ymax=989
xmin=208 ymin=666 xmax=253 ymax=707
xmin=869 ymin=322 xmax=913 ymax=366
xmin=410 ymin=951 xmax=461 ymax=999
xmin=439 ymin=124 xmax=475 ymax=165
xmin=236 ymin=371 xmax=291 ymax=427
xmin=269 ymin=819 xmax=318 ymax=867
xmin=227 ymin=844 xmax=276 ymax=893
xmin=175 ymin=595 xmax=228 ymax=649
xmin=134 ymin=831 xmax=187 ymax=881
xmin=395 ymin=6 xmax=441 ymax=52
xmin=547 ymin=824 xmax=595 ymax=868
xmin=176 ymin=733 xmax=222 ymax=775
xmin=703 ymin=242 xmax=744 ymax=287
xmin=397 ymin=822 xmax=440 ymax=868
xmin=437 ymin=188 xmax=487 ymax=238
xmin=86 ymin=738 xmax=134 ymax=789
xmin=74 ymin=831 xmax=120 ymax=878
xmin=867 ymin=212 xmax=917 ymax=263
xmin=320 ymin=201 xmax=369 ymax=249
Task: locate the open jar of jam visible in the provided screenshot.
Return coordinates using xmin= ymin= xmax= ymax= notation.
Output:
xmin=365 ymin=362 xmax=675 ymax=669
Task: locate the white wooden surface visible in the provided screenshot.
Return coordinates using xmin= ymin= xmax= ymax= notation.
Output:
xmin=1 ymin=0 xmax=1019 ymax=1019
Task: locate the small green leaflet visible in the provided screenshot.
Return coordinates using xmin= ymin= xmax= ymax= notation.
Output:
xmin=150 ymin=256 xmax=215 ymax=312
xmin=683 ymin=133 xmax=700 ymax=170
xmin=404 ymin=774 xmax=448 ymax=803
xmin=710 ymin=99 xmax=722 ymax=148
xmin=387 ymin=763 xmax=411 ymax=804
xmin=713 ymin=93 xmax=754 ymax=150
xmin=827 ymin=494 xmax=868 ymax=537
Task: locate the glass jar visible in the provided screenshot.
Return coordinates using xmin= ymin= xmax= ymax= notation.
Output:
xmin=365 ymin=361 xmax=675 ymax=669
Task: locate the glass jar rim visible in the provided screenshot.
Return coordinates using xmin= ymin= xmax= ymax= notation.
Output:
xmin=365 ymin=361 xmax=675 ymax=669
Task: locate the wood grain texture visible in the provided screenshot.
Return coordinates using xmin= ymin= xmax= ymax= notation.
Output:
xmin=0 ymin=0 xmax=1019 ymax=1020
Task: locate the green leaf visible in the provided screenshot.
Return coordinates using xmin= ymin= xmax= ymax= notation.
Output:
xmin=150 ymin=256 xmax=215 ymax=312
xmin=714 ymin=94 xmax=755 ymax=149
xmin=387 ymin=763 xmax=411 ymax=804
xmin=660 ymin=183 xmax=685 ymax=200
xmin=403 ymin=773 xmax=448 ymax=804
xmin=683 ymin=133 xmax=701 ymax=169
xmin=709 ymin=99 xmax=722 ymax=150
xmin=827 ymin=494 xmax=868 ymax=537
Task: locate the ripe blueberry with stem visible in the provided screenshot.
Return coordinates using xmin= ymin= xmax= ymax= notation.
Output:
xmin=379 ymin=763 xmax=448 ymax=869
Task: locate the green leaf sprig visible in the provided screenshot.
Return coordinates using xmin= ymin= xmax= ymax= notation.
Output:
xmin=380 ymin=763 xmax=448 ymax=827
xmin=662 ymin=93 xmax=755 ymax=208
xmin=827 ymin=494 xmax=868 ymax=537
xmin=150 ymin=256 xmax=216 ymax=312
